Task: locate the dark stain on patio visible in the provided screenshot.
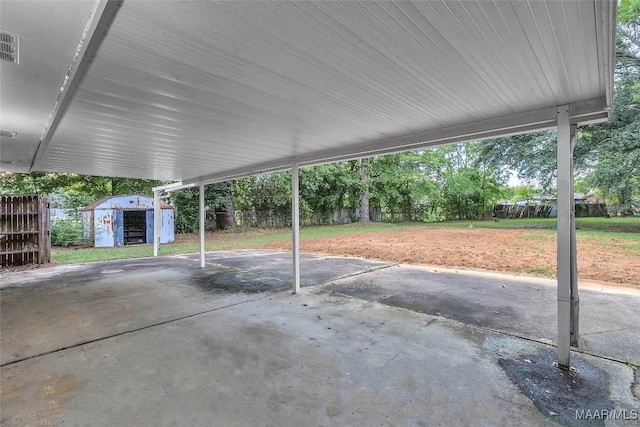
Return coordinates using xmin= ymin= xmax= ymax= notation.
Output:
xmin=499 ymin=349 xmax=613 ymax=426
xmin=190 ymin=270 xmax=288 ymax=294
xmin=381 ymin=292 xmax=518 ymax=330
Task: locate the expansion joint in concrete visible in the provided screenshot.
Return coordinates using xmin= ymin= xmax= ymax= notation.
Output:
xmin=0 ymin=297 xmax=265 ymax=368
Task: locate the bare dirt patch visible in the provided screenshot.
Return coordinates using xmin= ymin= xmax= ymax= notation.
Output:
xmin=264 ymin=227 xmax=640 ymax=289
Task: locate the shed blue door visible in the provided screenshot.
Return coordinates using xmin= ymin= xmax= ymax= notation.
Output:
xmin=146 ymin=210 xmax=154 ymax=244
xmin=114 ymin=210 xmax=124 ymax=247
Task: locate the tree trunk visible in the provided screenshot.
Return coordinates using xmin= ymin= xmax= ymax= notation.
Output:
xmin=360 ymin=158 xmax=370 ymax=223
xmin=224 ymin=196 xmax=236 ymax=229
xmin=222 ymin=183 xmax=236 ymax=229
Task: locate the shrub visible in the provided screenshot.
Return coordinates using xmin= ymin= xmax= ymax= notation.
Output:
xmin=50 ymin=219 xmax=85 ymax=247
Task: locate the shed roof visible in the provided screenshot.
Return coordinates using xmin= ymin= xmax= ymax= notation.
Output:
xmin=0 ymin=1 xmax=616 ymax=184
xmin=82 ymin=194 xmax=172 ymax=211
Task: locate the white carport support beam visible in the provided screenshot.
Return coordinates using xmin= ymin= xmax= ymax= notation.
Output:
xmin=292 ymin=160 xmax=301 ymax=294
xmin=152 ymin=181 xmax=198 ymax=258
xmin=199 ymin=181 xmax=206 ymax=269
xmin=153 ymin=190 xmax=160 ymax=257
xmin=556 ymin=105 xmax=579 ymax=369
xmin=569 ymin=125 xmax=579 ymax=348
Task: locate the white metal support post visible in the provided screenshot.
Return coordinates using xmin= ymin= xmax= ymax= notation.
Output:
xmin=556 ymin=105 xmax=574 ymax=369
xmin=153 ymin=189 xmax=160 ymax=257
xmin=292 ymin=160 xmax=301 ymax=294
xmin=569 ymin=124 xmax=579 ymax=347
xmin=199 ymin=181 xmax=206 ymax=269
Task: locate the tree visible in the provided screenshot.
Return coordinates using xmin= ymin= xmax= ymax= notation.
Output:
xmin=368 ymin=153 xmax=426 ymax=221
xmin=618 ymin=0 xmax=640 ymax=65
xmin=0 ymin=172 xmax=77 ymax=195
xmin=437 ymin=144 xmax=506 ymax=219
xmin=360 ymin=158 xmax=370 ymax=223
xmin=478 ymin=1 xmax=640 ymax=213
xmin=0 ymin=172 xmax=167 ymax=208
xmin=171 ymin=182 xmax=235 ymax=234
xmin=580 ymin=66 xmax=640 ymax=214
xmin=477 ymin=132 xmax=559 ymax=190
xmin=233 ymin=173 xmax=292 ymax=227
xmin=513 ymin=186 xmax=538 ymax=203
xmin=299 ymin=163 xmax=359 ymax=224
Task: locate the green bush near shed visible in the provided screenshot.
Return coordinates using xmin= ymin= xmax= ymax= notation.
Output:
xmin=50 ymin=219 xmax=86 ymax=247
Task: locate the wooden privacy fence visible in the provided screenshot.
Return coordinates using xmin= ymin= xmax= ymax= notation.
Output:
xmin=1 ymin=195 xmax=50 ymax=267
xmin=575 ymin=203 xmax=607 ymax=218
xmin=492 ymin=204 xmax=553 ymax=219
xmin=234 ymin=207 xmax=386 ymax=228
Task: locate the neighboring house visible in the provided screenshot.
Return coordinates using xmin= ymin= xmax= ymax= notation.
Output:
xmin=495 ymin=193 xmax=606 ymax=219
xmin=81 ymin=194 xmax=174 ymax=248
xmin=50 ymin=208 xmax=77 ymax=221
xmin=541 ymin=193 xmax=606 ymax=218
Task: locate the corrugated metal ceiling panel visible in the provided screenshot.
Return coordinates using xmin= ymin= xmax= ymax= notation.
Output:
xmin=25 ymin=0 xmax=614 ymax=182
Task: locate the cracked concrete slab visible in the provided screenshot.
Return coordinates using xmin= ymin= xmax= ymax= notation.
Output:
xmin=1 ymin=251 xmax=638 ymax=426
xmin=320 ymin=264 xmax=640 ymax=365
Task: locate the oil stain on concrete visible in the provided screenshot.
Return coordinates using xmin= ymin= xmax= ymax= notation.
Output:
xmin=498 ymin=348 xmax=613 ymax=426
xmin=191 ymin=268 xmax=287 ymax=294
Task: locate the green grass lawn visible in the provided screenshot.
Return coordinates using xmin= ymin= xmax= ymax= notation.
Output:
xmin=422 ymin=217 xmax=640 ymax=233
xmin=51 ymin=223 xmax=421 ymax=265
xmin=430 ymin=217 xmax=640 ymax=254
xmin=50 ymin=218 xmax=639 ymax=265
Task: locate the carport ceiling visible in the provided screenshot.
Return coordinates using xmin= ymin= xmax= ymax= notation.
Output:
xmin=0 ymin=0 xmax=616 ymax=184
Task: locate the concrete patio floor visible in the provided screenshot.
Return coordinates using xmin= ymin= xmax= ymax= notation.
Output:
xmin=1 ymin=250 xmax=639 ymax=426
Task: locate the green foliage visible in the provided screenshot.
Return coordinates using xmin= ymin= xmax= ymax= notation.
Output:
xmin=233 ymin=164 xmax=362 ymax=226
xmin=478 ymin=132 xmax=560 ymax=190
xmin=479 ymin=4 xmax=640 ymax=214
xmin=223 ymin=148 xmax=506 ymax=226
xmin=619 ymin=0 xmax=640 ymax=23
xmin=171 ymin=182 xmax=232 ymax=233
xmin=580 ymin=64 xmax=640 ymax=215
xmin=618 ymin=0 xmax=640 ymax=55
xmin=0 ymin=172 xmax=76 ymax=195
xmin=0 ymin=173 xmax=167 ymax=209
xmin=368 ymin=152 xmax=428 ymax=221
xmin=233 ymin=173 xmax=292 ymax=227
xmin=171 ymin=188 xmax=201 ymax=234
xmin=513 ymin=186 xmax=538 ymax=202
xmin=351 ymin=145 xmax=504 ymax=222
xmin=50 ymin=219 xmax=85 ymax=247
xmin=573 ymin=178 xmax=591 ymax=196
xmin=436 ymin=144 xmax=506 ymax=219
xmin=299 ymin=163 xmax=360 ymax=221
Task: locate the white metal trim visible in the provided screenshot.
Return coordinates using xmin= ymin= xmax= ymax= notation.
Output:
xmin=152 ymin=181 xmax=195 ymax=192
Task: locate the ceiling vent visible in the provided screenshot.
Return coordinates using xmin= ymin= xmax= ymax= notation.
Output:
xmin=1 ymin=130 xmax=18 ymax=138
xmin=0 ymin=30 xmax=19 ymax=64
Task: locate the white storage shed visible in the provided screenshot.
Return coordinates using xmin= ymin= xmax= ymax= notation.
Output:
xmin=82 ymin=195 xmax=174 ymax=248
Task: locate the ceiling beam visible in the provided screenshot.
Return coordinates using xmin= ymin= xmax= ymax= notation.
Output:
xmin=184 ymin=97 xmax=609 ymax=186
xmin=30 ymin=0 xmax=122 ymax=172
